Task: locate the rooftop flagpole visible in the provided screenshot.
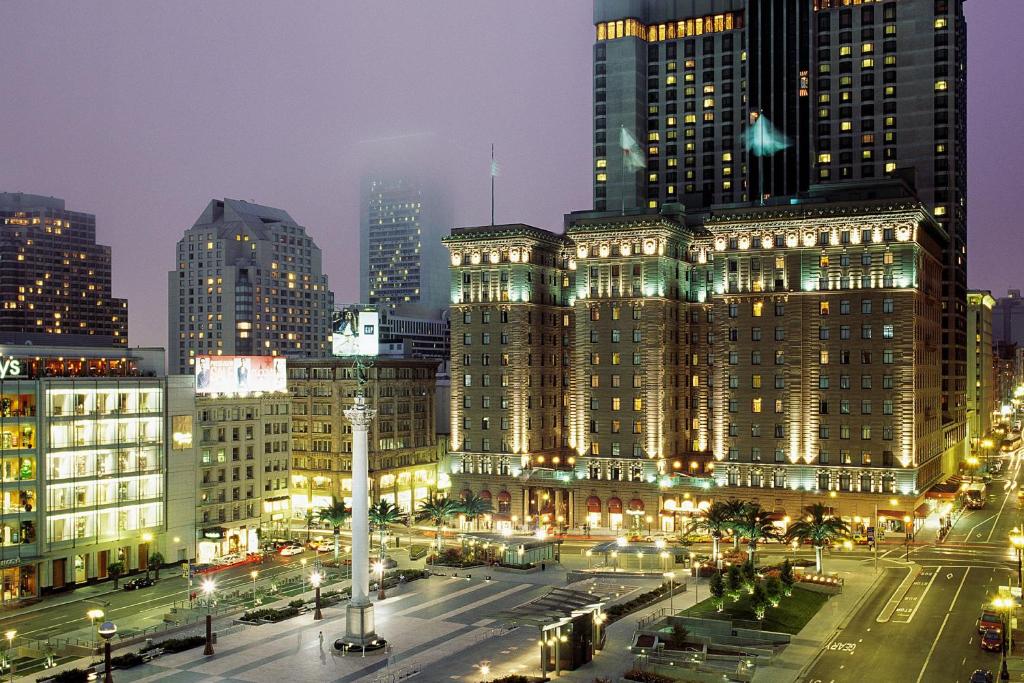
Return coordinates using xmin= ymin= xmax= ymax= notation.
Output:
xmin=490 ymin=143 xmax=496 ymax=226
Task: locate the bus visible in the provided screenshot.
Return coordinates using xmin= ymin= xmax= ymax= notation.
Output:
xmin=965 ymin=482 xmax=987 ymax=509
xmin=1001 ymin=433 xmax=1022 ymax=453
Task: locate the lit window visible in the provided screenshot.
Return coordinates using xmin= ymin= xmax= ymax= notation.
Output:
xmin=752 ymin=398 xmax=762 ymax=413
xmin=934 ymin=18 xmax=948 ymax=29
xmin=596 ymin=173 xmax=607 ymax=183
xmin=935 ymin=80 xmax=948 ymax=92
xmin=596 ymin=159 xmax=607 ymax=168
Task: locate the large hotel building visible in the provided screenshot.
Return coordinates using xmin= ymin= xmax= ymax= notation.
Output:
xmin=593 ymin=0 xmax=968 ymax=483
xmin=444 ymin=181 xmax=948 ymax=533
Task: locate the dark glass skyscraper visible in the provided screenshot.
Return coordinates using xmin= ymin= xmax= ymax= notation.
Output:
xmin=0 ymin=193 xmax=127 ymax=347
xmin=593 ymin=0 xmax=968 ymax=460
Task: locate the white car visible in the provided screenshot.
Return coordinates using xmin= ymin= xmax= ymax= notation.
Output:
xmin=214 ymin=553 xmax=241 ymax=565
xmin=279 ymin=544 xmax=304 ymax=556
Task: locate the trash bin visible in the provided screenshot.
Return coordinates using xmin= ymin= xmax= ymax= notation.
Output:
xmin=212 ymin=633 xmax=218 ymax=644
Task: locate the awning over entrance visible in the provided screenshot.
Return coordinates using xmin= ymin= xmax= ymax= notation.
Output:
xmin=497 ymin=491 xmax=511 ymax=503
xmin=628 ymin=498 xmax=644 ymax=512
xmin=201 ymin=527 xmax=227 ymax=540
xmin=914 ymin=503 xmax=930 ymax=517
xmin=480 ymin=490 xmax=492 ymax=501
xmin=586 ymin=496 xmax=601 ymax=513
xmin=607 ymin=497 xmax=623 ymax=514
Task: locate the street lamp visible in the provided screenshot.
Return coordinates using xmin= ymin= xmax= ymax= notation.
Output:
xmin=87 ymin=609 xmax=105 ymax=648
xmin=660 ymin=551 xmax=670 ymax=572
xmin=250 ymin=570 xmax=259 ymax=607
xmin=585 ymin=549 xmax=593 ymax=569
xmin=1011 ymin=529 xmax=1024 ymax=587
xmin=98 ymin=621 xmax=116 ymax=683
xmin=693 ymin=563 xmax=701 ymax=604
xmin=994 ymin=597 xmax=1015 ymax=655
xmin=201 ymin=578 xmax=216 ymax=656
xmin=903 ymin=515 xmax=912 ymax=562
xmin=966 ymin=455 xmax=980 ymax=482
xmin=4 ymin=630 xmax=15 ymax=683
xmin=637 ymin=551 xmax=644 ymax=572
xmin=374 ymin=561 xmax=385 ymax=600
xmin=663 ymin=572 xmax=676 ymax=614
xmin=300 ymin=557 xmax=307 ymax=593
xmin=311 ymin=571 xmax=323 ymax=620
xmin=610 ymin=550 xmax=618 ymax=572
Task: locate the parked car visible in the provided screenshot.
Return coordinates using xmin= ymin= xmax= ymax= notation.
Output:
xmin=279 ymin=543 xmax=304 ymax=556
xmin=214 ymin=553 xmax=241 ymax=566
xmin=969 ymin=670 xmax=993 ymax=683
xmin=980 ymin=629 xmax=1003 ymax=652
xmin=123 ymin=576 xmax=155 ymax=591
xmin=977 ymin=609 xmax=1003 ymax=634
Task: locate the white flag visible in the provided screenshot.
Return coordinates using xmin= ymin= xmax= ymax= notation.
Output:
xmin=490 ymin=159 xmax=500 ymax=177
xmin=620 ymin=127 xmax=646 ymax=171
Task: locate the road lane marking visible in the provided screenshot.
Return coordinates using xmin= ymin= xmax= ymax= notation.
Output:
xmin=966 ymin=514 xmax=996 ymax=540
xmin=914 ymin=567 xmax=970 ymax=683
xmin=877 ymin=565 xmax=921 ymax=623
xmin=987 ymin=480 xmax=1014 ymax=542
xmin=902 ymin=567 xmax=939 ymax=623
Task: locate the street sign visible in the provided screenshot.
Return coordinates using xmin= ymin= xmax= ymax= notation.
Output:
xmin=866 ymin=527 xmax=875 ymax=542
xmin=181 ymin=562 xmax=189 ymax=578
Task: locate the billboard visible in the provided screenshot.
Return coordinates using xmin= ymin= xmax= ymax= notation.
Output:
xmin=194 ymin=356 xmax=287 ymax=395
xmin=332 ymin=306 xmax=379 ymax=357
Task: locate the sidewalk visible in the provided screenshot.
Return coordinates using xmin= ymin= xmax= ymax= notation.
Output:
xmin=752 ymin=557 xmax=886 ymax=683
xmin=2 ymin=581 xmax=120 ymax=617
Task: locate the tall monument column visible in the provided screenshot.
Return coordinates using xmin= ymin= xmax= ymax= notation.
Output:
xmin=340 ymin=393 xmax=384 ymax=650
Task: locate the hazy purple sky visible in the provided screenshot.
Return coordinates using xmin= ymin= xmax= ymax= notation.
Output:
xmin=0 ymin=1 xmax=1019 ymax=347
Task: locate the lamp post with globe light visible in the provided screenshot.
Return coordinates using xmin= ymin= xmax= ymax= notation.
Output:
xmin=201 ymin=578 xmax=216 ymax=656
xmin=87 ymin=609 xmax=105 ymax=649
xmin=1012 ymin=529 xmax=1024 ymax=588
xmin=311 ymin=571 xmax=323 ymax=620
xmin=98 ymin=621 xmax=116 ymax=683
xmin=4 ymin=630 xmax=15 ymax=683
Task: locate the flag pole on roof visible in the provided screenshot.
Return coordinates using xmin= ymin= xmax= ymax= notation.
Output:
xmin=490 ymin=143 xmax=499 ymax=226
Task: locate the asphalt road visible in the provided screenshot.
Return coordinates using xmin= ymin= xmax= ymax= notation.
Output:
xmin=805 ymin=449 xmax=1024 ymax=683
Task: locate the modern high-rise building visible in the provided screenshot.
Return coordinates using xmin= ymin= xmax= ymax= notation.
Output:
xmin=360 ymin=177 xmax=451 ymax=315
xmin=993 ymin=290 xmax=1024 ymax=349
xmin=168 ymin=199 xmax=335 ymax=374
xmin=444 ymin=181 xmax=949 ymax=534
xmin=0 ymin=193 xmax=128 ymax=348
xmin=967 ymin=291 xmax=995 ymax=447
xmin=593 ymin=0 xmax=968 ymax=464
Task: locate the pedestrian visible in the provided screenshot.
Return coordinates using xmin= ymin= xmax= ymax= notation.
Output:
xmin=318 ymin=631 xmax=324 ymax=648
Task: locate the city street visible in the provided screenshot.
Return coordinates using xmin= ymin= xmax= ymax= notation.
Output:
xmin=805 ymin=450 xmax=1024 ymax=683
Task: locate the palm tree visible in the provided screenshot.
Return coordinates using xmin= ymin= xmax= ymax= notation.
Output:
xmin=148 ymin=552 xmax=165 ymax=580
xmin=318 ymin=498 xmax=351 ymax=565
xmin=734 ymin=503 xmax=780 ymax=567
xmin=417 ymin=496 xmax=460 ymax=552
xmin=369 ymin=499 xmax=402 ymax=562
xmin=722 ymin=499 xmax=748 ymax=551
xmin=690 ymin=501 xmax=733 ymax=567
xmin=785 ymin=503 xmax=851 ymax=573
xmin=458 ymin=494 xmax=493 ymax=531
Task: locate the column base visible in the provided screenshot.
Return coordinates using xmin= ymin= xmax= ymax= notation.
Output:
xmin=333 ymin=603 xmax=387 ymax=653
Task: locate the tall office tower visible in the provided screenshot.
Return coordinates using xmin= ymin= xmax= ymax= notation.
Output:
xmin=0 ymin=193 xmax=127 ymax=347
xmin=168 ymin=199 xmax=335 ymax=374
xmin=993 ymin=290 xmax=1024 ymax=348
xmin=360 ymin=177 xmax=451 ymax=315
xmin=966 ymin=291 xmax=994 ymax=446
xmin=593 ymin=0 xmax=968 ymax=464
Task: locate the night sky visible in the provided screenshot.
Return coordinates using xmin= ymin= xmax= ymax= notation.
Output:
xmin=0 ymin=1 xmax=1019 ymax=348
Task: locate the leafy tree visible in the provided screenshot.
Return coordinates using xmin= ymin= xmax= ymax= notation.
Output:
xmin=741 ymin=560 xmax=757 ymax=594
xmin=734 ymin=503 xmax=780 ymax=567
xmin=108 ymin=561 xmax=124 ymax=589
xmin=709 ymin=571 xmax=726 ymax=612
xmin=148 ymin=552 xmax=165 ymax=580
xmin=458 ymin=494 xmax=493 ymax=531
xmin=303 ymin=509 xmax=316 ymax=543
xmin=318 ymin=498 xmax=351 ymax=564
xmin=780 ymin=559 xmax=795 ymax=596
xmin=690 ymin=501 xmax=733 ymax=567
xmin=669 ymin=623 xmax=689 ymax=649
xmin=726 ymin=564 xmax=744 ymax=601
xmin=416 ymin=496 xmax=461 ymax=552
xmin=751 ymin=582 xmax=769 ymax=620
xmin=784 ymin=503 xmax=851 ymax=573
xmin=368 ymin=499 xmax=402 ymax=561
xmin=764 ymin=576 xmax=783 ymax=607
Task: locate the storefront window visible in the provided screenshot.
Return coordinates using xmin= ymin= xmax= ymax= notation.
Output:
xmin=0 ymin=564 xmax=36 ymax=604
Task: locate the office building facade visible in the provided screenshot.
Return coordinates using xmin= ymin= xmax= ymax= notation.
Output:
xmin=168 ymin=199 xmax=334 ymax=374
xmin=360 ymin=177 xmax=451 ymax=315
xmin=966 ymin=291 xmax=995 ymax=446
xmin=287 ymin=358 xmax=442 ymax=520
xmin=0 ymin=193 xmax=127 ymax=348
xmin=444 ymin=186 xmax=947 ymax=533
xmin=593 ymin=0 xmax=969 ymax=470
xmin=194 ymin=390 xmax=291 ymax=563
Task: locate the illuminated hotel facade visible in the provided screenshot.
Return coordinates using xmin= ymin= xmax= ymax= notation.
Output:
xmin=444 ymin=182 xmax=949 ymax=533
xmin=0 ymin=345 xmax=189 ymax=603
xmin=287 ymin=358 xmax=442 ymax=519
